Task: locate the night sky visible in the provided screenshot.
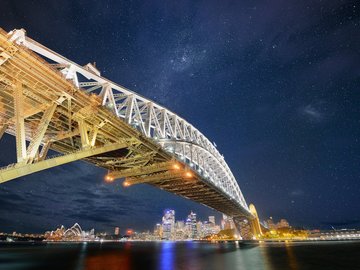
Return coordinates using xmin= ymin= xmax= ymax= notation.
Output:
xmin=0 ymin=0 xmax=359 ymax=234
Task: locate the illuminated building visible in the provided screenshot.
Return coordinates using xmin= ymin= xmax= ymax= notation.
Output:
xmin=185 ymin=217 xmax=192 ymax=237
xmin=153 ymin=209 xmax=223 ymax=240
xmin=188 ymin=211 xmax=197 ymax=238
xmin=213 ymin=225 xmax=221 ymax=234
xmin=176 ymin=220 xmax=185 ymax=230
xmin=265 ymin=217 xmax=290 ymax=230
xmin=162 ymin=210 xmax=175 ymax=240
xmin=197 ymin=221 xmax=203 ymax=237
xmin=45 ymin=223 xmax=95 ymax=241
xmin=203 ymin=221 xmax=212 ymax=236
xmin=267 ymin=217 xmax=276 ymax=230
xmin=277 ymin=219 xmax=290 ymax=229
xmin=174 ymin=221 xmax=186 ymax=239
xmin=222 ymin=214 xmax=235 ymax=230
xmin=114 ymin=227 xmax=120 ymax=236
xmin=308 ymin=229 xmax=360 ymax=240
xmin=154 ymin=223 xmax=162 ymax=238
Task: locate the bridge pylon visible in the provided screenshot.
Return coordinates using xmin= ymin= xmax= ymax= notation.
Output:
xmin=233 ymin=203 xmax=262 ymax=240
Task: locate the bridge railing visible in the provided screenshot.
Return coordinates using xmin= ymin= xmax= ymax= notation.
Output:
xmin=8 ymin=29 xmax=249 ymax=212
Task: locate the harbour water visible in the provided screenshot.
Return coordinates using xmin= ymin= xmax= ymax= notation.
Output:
xmin=0 ymin=240 xmax=359 ymax=270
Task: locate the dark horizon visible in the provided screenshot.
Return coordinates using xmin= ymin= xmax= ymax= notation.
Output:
xmin=0 ymin=0 xmax=359 ymax=234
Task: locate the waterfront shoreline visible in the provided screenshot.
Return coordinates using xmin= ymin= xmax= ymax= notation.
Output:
xmin=1 ymin=238 xmax=360 ymax=245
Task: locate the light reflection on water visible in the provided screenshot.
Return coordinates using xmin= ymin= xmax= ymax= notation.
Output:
xmin=0 ymin=241 xmax=359 ymax=270
xmin=284 ymin=242 xmax=299 ymax=270
xmin=159 ymin=241 xmax=174 ymax=270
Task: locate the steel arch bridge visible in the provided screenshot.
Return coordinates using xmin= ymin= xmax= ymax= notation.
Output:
xmin=0 ymin=28 xmax=261 ymax=239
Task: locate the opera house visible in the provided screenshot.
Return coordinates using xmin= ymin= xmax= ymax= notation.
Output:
xmin=44 ymin=223 xmax=95 ymax=241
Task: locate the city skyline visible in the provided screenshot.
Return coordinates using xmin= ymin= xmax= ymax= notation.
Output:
xmin=157 ymin=209 xmax=222 ymax=240
xmin=0 ymin=205 xmax=295 ymax=237
xmin=0 ymin=0 xmax=359 ymax=234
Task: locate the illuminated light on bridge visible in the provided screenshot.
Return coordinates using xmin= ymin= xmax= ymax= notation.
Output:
xmin=0 ymin=28 xmax=262 ymax=239
xmin=172 ymin=164 xmax=181 ymax=170
xmin=104 ymin=175 xmax=114 ymax=182
xmin=123 ymin=181 xmax=131 ymax=187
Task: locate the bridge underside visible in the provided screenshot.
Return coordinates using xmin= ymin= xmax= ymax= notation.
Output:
xmin=0 ymin=28 xmax=258 ymax=238
xmin=105 ymin=161 xmax=250 ymax=218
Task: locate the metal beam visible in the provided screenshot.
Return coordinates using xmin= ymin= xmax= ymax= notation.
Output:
xmin=52 ymin=129 xmax=79 ymax=141
xmin=0 ymin=142 xmax=127 ymax=184
xmin=26 ymin=102 xmax=57 ymax=163
xmin=125 ymin=95 xmax=134 ymax=124
xmin=78 ymin=119 xmax=90 ymax=148
xmin=13 ymin=81 xmax=26 ymax=163
xmin=38 ymin=141 xmax=51 ymax=161
xmin=105 ymin=152 xmax=154 ymax=166
xmin=109 ymin=161 xmax=174 ymax=179
xmin=126 ymin=171 xmax=186 ymax=185
xmin=145 ymin=102 xmax=152 ymax=137
xmin=0 ymin=123 xmax=8 ymax=140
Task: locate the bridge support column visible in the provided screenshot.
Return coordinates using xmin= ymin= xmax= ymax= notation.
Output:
xmin=25 ymin=102 xmax=57 ymax=163
xmin=233 ymin=217 xmax=253 ymax=240
xmin=233 ymin=204 xmax=262 ymax=240
xmin=14 ymin=81 xmax=27 ymax=163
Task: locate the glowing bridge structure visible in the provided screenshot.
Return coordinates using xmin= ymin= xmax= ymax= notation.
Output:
xmin=0 ymin=28 xmax=261 ymax=239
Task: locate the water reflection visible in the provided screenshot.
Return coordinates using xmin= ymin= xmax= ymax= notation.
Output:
xmin=259 ymin=242 xmax=276 ymax=270
xmin=285 ymin=243 xmax=299 ymax=270
xmin=75 ymin=242 xmax=87 ymax=270
xmin=85 ymin=252 xmax=130 ymax=270
xmin=259 ymin=242 xmax=301 ymax=270
xmin=233 ymin=244 xmax=266 ymax=270
xmin=0 ymin=241 xmax=359 ymax=270
xmin=81 ymin=242 xmax=132 ymax=270
xmin=158 ymin=241 xmax=174 ymax=270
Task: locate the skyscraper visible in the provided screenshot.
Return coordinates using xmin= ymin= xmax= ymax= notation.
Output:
xmin=114 ymin=227 xmax=120 ymax=236
xmin=188 ymin=211 xmax=197 ymax=238
xmin=197 ymin=221 xmax=203 ymax=237
xmin=277 ymin=219 xmax=290 ymax=229
xmin=185 ymin=217 xmax=192 ymax=238
xmin=267 ymin=217 xmax=276 ymax=230
xmin=154 ymin=223 xmax=162 ymax=238
xmin=162 ymin=210 xmax=175 ymax=239
xmin=176 ymin=220 xmax=185 ymax=230
xmin=222 ymin=214 xmax=235 ymax=230
xmin=209 ymin=216 xmax=215 ymax=225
